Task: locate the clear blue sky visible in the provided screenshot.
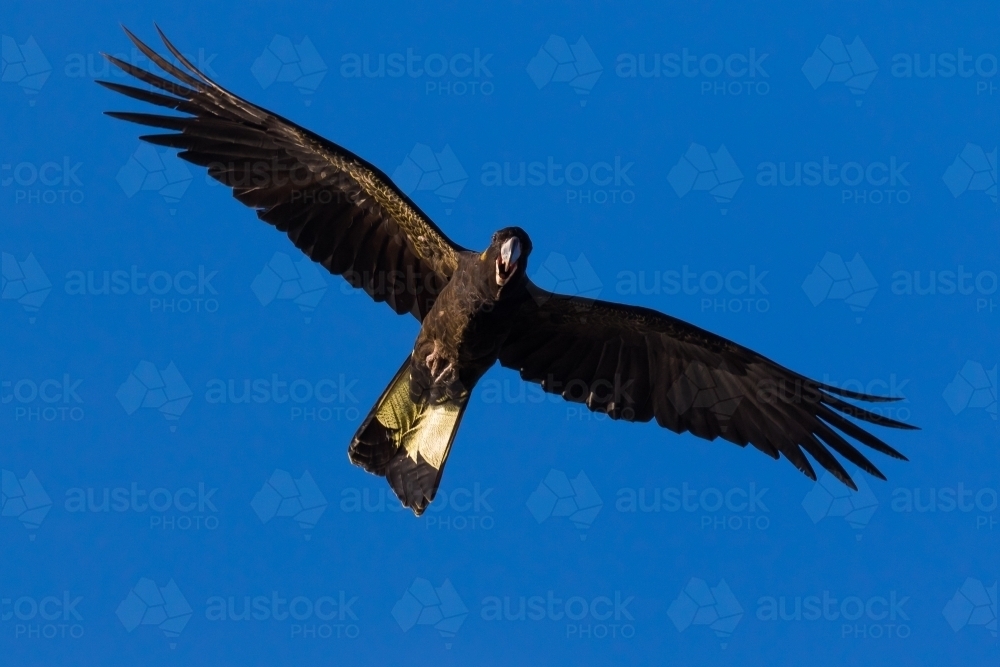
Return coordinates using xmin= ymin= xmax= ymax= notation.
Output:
xmin=2 ymin=1 xmax=997 ymax=665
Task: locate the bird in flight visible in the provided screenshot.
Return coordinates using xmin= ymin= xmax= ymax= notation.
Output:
xmin=101 ymin=27 xmax=914 ymax=516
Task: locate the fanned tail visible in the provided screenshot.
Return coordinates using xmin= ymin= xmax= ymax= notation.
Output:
xmin=348 ymin=357 xmax=468 ymax=516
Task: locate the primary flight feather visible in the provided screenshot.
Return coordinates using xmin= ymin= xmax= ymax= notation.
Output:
xmin=100 ymin=27 xmax=915 ymax=515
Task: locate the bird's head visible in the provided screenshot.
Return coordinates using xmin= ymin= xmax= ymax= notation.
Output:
xmin=483 ymin=227 xmax=532 ymax=293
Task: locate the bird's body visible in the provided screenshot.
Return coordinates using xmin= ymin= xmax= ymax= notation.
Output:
xmin=412 ymin=241 xmax=530 ymax=404
xmin=101 ymin=27 xmax=916 ymax=516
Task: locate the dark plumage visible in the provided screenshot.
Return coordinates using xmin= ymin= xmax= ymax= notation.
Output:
xmin=101 ymin=27 xmax=915 ymax=516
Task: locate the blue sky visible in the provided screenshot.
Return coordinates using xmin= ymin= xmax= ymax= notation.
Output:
xmin=1 ymin=1 xmax=997 ymax=665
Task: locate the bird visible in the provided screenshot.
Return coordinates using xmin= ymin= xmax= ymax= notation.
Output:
xmin=99 ymin=27 xmax=915 ymax=516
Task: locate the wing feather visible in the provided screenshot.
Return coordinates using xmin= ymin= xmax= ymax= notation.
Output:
xmin=500 ymin=282 xmax=914 ymax=489
xmin=100 ymin=26 xmax=465 ymax=321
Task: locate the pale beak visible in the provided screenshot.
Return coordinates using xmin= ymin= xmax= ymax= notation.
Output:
xmin=496 ymin=237 xmax=521 ymax=286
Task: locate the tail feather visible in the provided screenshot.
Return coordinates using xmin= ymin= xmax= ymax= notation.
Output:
xmin=349 ymin=357 xmax=468 ymax=516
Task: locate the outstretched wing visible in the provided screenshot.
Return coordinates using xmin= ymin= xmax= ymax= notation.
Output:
xmin=100 ymin=26 xmax=465 ymax=320
xmin=499 ymin=283 xmax=914 ymax=489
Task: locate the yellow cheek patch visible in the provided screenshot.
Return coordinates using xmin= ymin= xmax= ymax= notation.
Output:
xmin=480 ymin=250 xmax=489 ymax=261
